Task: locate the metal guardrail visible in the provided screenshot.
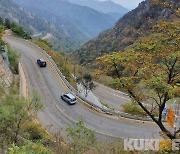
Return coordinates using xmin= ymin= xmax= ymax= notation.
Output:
xmin=6 ymin=36 xmax=160 ymax=122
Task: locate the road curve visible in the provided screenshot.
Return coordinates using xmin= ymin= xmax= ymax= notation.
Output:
xmin=93 ymin=82 xmax=131 ymax=110
xmin=5 ymin=37 xmax=161 ymax=140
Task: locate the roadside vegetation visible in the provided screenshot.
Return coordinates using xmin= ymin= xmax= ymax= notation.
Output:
xmin=122 ymin=102 xmax=146 ymax=117
xmin=4 ymin=18 xmax=31 ymax=39
xmin=0 ymin=80 xmax=51 ymax=153
xmin=0 ymin=81 xmax=177 ymax=154
xmin=0 ymin=16 xmax=30 ymax=75
xmin=0 ymin=80 xmax=131 ymax=153
xmin=7 ymin=46 xmax=20 ymax=74
xmin=0 ymin=16 xmax=31 ymax=40
xmin=0 ymin=17 xmax=5 ymax=51
xmin=0 ymin=19 xmax=20 ymax=74
xmin=66 ymin=120 xmax=96 ymax=153
xmin=0 ymin=25 xmax=52 ymax=152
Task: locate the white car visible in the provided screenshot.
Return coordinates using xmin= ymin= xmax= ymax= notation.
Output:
xmin=61 ymin=93 xmax=77 ymax=105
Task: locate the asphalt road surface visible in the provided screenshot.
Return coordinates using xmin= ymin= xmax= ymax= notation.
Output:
xmin=5 ymin=37 xmax=161 ymax=141
xmin=93 ymin=82 xmax=131 ymax=111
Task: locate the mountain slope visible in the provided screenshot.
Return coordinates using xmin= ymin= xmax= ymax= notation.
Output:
xmin=74 ymin=0 xmax=180 ymax=66
xmin=0 ymin=0 xmax=89 ymax=51
xmin=68 ymin=0 xmax=129 ymax=19
xmin=13 ymin=0 xmax=116 ymax=41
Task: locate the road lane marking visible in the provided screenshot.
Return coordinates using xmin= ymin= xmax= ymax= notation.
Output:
xmin=102 ymin=89 xmax=131 ymax=101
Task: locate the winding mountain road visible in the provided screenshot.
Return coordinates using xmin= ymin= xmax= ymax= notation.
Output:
xmin=5 ymin=36 xmax=161 ymax=140
xmin=93 ymin=82 xmax=131 ymax=110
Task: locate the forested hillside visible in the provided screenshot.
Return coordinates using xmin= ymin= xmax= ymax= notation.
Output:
xmin=13 ymin=0 xmax=117 ymax=51
xmin=1 ymin=0 xmax=116 ymax=51
xmin=75 ymin=0 xmax=180 ymax=66
xmin=0 ymin=0 xmax=83 ymax=51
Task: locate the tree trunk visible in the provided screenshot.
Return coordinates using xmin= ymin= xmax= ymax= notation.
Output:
xmin=14 ymin=117 xmax=22 ymax=143
xmin=128 ymin=90 xmax=175 ymax=140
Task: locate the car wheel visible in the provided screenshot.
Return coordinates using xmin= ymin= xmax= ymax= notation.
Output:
xmin=61 ymin=96 xmax=63 ymax=100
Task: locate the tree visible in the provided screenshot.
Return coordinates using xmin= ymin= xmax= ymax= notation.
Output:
xmin=76 ymin=73 xmax=95 ymax=97
xmin=27 ymin=90 xmax=44 ymax=114
xmin=96 ymin=20 xmax=180 ymax=140
xmin=0 ymin=84 xmax=43 ymax=146
xmin=0 ymin=91 xmax=27 ymax=145
xmin=4 ymin=19 xmax=11 ymax=29
xmin=66 ymin=120 xmax=96 ymax=153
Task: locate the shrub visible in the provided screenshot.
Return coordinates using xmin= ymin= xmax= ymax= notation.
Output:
xmin=8 ymin=141 xmax=51 ymax=154
xmin=24 ymin=123 xmax=51 ymax=146
xmin=122 ymin=102 xmax=146 ymax=117
xmin=8 ymin=48 xmax=19 ymax=74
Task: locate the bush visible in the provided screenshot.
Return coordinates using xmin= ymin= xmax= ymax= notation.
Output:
xmin=8 ymin=141 xmax=51 ymax=154
xmin=8 ymin=48 xmax=19 ymax=74
xmin=122 ymin=102 xmax=146 ymax=117
xmin=66 ymin=120 xmax=96 ymax=153
xmin=24 ymin=123 xmax=51 ymax=145
xmin=0 ymin=25 xmax=4 ymax=34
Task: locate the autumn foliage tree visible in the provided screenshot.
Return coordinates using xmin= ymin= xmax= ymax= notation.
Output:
xmin=96 ymin=20 xmax=180 ymax=139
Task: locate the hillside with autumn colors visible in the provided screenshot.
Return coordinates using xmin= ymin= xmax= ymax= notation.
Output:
xmin=74 ymin=0 xmax=180 ymax=66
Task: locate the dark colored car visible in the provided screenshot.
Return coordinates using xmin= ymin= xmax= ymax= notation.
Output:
xmin=61 ymin=93 xmax=77 ymax=105
xmin=37 ymin=59 xmax=46 ymax=67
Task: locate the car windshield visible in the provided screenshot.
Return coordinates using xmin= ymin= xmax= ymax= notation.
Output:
xmin=40 ymin=59 xmax=45 ymax=62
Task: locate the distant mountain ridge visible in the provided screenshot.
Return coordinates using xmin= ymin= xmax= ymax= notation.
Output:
xmin=74 ymin=0 xmax=180 ymax=66
xmin=0 ymin=0 xmax=90 ymax=51
xmin=13 ymin=0 xmax=117 ymax=51
xmin=68 ymin=0 xmax=129 ymax=19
